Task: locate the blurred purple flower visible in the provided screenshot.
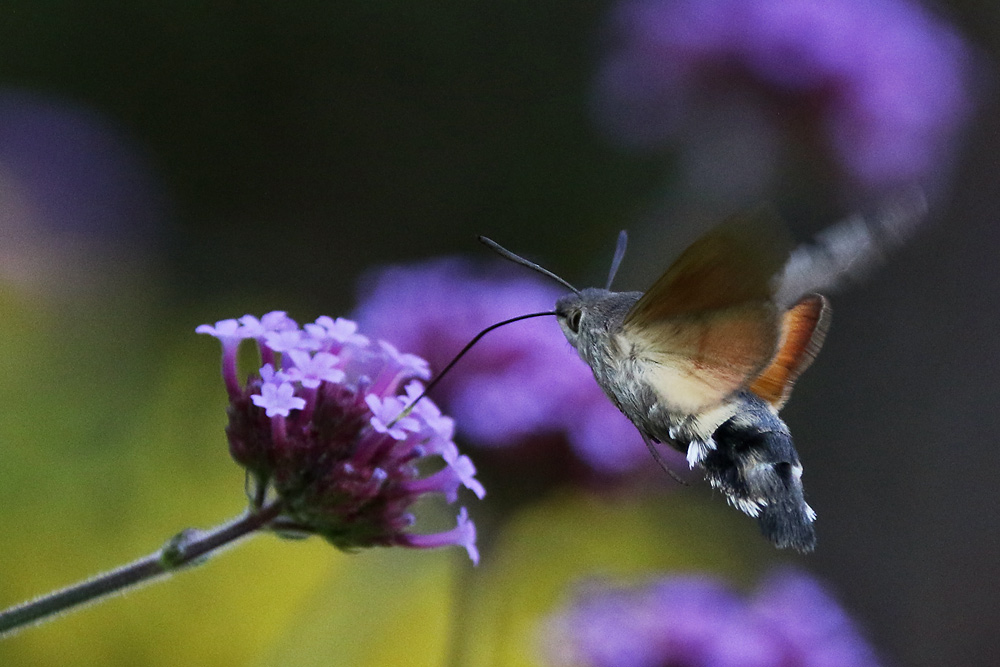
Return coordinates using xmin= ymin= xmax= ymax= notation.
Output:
xmin=544 ymin=570 xmax=881 ymax=667
xmin=0 ymin=89 xmax=165 ymax=239
xmin=353 ymin=258 xmax=657 ymax=475
xmin=0 ymin=90 xmax=167 ymax=291
xmin=594 ymin=0 xmax=974 ymax=194
xmin=198 ymin=311 xmax=483 ymax=563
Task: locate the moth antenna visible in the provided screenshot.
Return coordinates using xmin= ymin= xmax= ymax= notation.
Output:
xmin=391 ymin=311 xmax=557 ymax=424
xmin=479 ymin=236 xmax=580 ymax=294
xmin=605 ymin=230 xmax=629 ymax=290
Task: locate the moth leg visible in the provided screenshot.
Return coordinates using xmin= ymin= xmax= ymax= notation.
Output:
xmin=639 ymin=431 xmax=689 ymax=486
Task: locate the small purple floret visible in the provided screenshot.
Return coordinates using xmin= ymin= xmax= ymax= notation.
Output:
xmin=195 ymin=318 xmax=241 ymax=339
xmin=263 ymin=329 xmax=313 ymax=353
xmin=306 ymin=315 xmax=370 ymax=347
xmin=285 ymin=350 xmax=345 ymax=389
xmin=197 ymin=318 xmax=247 ymax=397
xmin=447 ymin=454 xmax=487 ymax=500
xmin=379 ymin=340 xmax=432 ymax=381
xmin=258 ymin=363 xmax=287 ymax=384
xmin=365 ymin=394 xmax=419 ymax=440
xmin=199 ymin=312 xmax=485 ymax=562
xmin=251 ymin=380 xmax=306 ymax=418
xmin=403 ymin=507 xmax=479 ymax=566
xmin=238 ymin=311 xmax=297 ymax=339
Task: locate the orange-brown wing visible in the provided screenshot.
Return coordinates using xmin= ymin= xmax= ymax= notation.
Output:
xmin=749 ymin=294 xmax=830 ymax=410
xmin=621 ymin=209 xmax=791 ymax=414
xmin=624 ymin=208 xmax=791 ymax=324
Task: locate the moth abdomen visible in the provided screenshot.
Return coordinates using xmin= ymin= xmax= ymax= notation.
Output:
xmin=702 ymin=392 xmax=817 ymax=552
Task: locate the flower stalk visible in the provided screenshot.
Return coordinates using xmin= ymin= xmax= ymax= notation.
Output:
xmin=0 ymin=502 xmax=282 ymax=638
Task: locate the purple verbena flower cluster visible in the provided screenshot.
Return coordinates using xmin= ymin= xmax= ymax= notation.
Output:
xmin=544 ymin=569 xmax=881 ymax=667
xmin=354 ymin=258 xmax=658 ymax=475
xmin=197 ymin=311 xmax=484 ymax=563
xmin=594 ymin=0 xmax=973 ymax=193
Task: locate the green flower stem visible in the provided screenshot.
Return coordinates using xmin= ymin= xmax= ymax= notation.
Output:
xmin=0 ymin=502 xmax=283 ymax=638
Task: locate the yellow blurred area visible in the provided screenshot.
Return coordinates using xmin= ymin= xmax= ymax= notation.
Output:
xmin=459 ymin=491 xmax=765 ymax=667
xmin=262 ymin=491 xmax=770 ymax=666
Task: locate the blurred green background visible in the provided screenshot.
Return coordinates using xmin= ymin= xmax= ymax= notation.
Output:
xmin=1 ymin=1 xmax=999 ymax=665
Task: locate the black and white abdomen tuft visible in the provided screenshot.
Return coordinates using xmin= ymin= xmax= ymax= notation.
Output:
xmin=700 ymin=391 xmax=817 ymax=552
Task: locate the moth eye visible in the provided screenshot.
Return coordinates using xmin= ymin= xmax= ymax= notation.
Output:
xmin=568 ymin=310 xmax=583 ymax=334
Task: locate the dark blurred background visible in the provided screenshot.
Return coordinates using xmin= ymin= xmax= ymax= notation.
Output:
xmin=0 ymin=1 xmax=998 ymax=665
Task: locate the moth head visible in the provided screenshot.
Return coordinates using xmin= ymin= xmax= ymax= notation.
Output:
xmin=555 ymin=288 xmax=635 ymax=351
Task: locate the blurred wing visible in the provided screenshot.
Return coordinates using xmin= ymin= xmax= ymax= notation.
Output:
xmin=621 ymin=209 xmax=791 ymax=414
xmin=749 ymin=294 xmax=830 ymax=410
xmin=775 ymin=189 xmax=927 ymax=309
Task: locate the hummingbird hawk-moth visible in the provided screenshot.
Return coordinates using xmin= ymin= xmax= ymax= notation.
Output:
xmin=479 ymin=194 xmax=926 ymax=552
